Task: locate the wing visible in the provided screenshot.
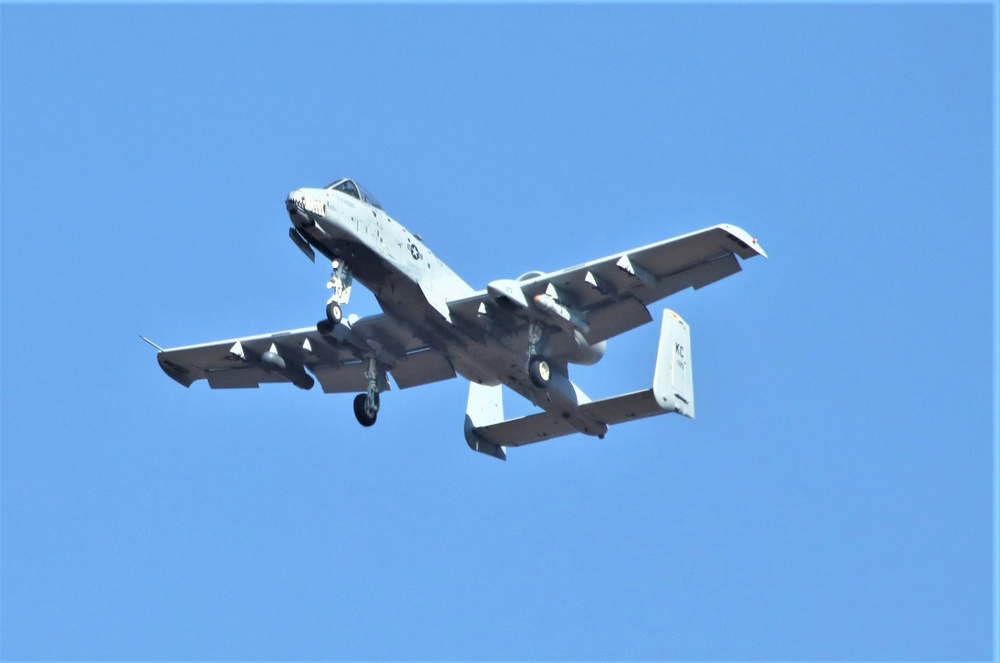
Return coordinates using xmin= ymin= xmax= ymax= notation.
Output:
xmin=156 ymin=314 xmax=456 ymax=393
xmin=447 ymin=224 xmax=766 ymax=347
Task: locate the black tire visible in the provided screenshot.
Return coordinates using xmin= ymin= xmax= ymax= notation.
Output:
xmin=353 ymin=393 xmax=378 ymax=427
xmin=326 ymin=302 xmax=343 ymax=323
xmin=317 ymin=319 xmax=335 ymax=335
xmin=528 ymin=357 xmax=551 ymax=388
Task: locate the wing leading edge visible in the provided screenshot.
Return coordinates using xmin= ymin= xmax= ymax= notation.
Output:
xmin=156 ymin=314 xmax=456 ymax=393
xmin=448 ymin=224 xmax=765 ymax=346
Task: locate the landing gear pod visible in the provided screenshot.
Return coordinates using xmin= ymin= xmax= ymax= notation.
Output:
xmin=527 ymin=356 xmax=551 ymax=388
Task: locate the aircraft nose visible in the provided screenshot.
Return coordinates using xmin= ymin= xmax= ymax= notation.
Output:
xmin=286 ymin=190 xmax=313 ymax=228
xmin=286 ymin=189 xmax=303 ymax=213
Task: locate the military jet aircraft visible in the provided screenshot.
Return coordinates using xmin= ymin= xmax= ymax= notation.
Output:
xmin=149 ymin=178 xmax=766 ymax=460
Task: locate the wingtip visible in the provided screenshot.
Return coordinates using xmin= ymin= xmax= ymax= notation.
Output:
xmin=754 ymin=241 xmax=768 ymax=259
xmin=719 ymin=224 xmax=768 ymax=259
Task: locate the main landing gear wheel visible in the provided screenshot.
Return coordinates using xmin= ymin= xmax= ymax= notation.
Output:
xmin=528 ymin=356 xmax=551 ymax=388
xmin=354 ymin=392 xmax=379 ymax=427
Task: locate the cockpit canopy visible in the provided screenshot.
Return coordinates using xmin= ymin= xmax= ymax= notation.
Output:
xmin=326 ymin=178 xmax=383 ymax=210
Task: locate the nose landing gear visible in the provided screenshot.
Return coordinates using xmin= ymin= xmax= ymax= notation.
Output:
xmin=326 ymin=301 xmax=343 ymax=324
xmin=310 ymin=260 xmax=386 ymax=427
xmin=317 ymin=259 xmax=353 ymax=335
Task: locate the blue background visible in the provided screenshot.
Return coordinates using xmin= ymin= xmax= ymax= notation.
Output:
xmin=2 ymin=4 xmax=995 ymax=660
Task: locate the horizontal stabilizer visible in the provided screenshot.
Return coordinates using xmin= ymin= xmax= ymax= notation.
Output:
xmin=583 ymin=389 xmax=678 ymax=425
xmin=470 ymin=409 xmax=579 ymax=448
xmin=464 ymin=309 xmax=694 ymax=453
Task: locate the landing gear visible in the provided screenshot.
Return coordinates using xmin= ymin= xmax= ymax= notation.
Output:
xmin=325 ymin=302 xmax=343 ymax=324
xmin=526 ymin=321 xmax=551 ymax=388
xmin=317 ymin=259 xmax=353 ymax=335
xmin=528 ymin=356 xmax=551 ymax=388
xmin=353 ymin=357 xmax=385 ymax=427
xmin=353 ymin=392 xmax=379 ymax=427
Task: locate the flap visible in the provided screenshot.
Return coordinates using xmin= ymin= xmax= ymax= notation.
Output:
xmin=390 ymin=348 xmax=456 ymax=389
xmin=312 ymin=361 xmax=368 ymax=393
xmin=205 ymin=366 xmax=285 ymax=389
xmin=584 ymin=296 xmax=653 ymax=345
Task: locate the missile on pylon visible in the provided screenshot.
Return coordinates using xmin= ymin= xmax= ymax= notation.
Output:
xmin=531 ymin=293 xmax=590 ymax=334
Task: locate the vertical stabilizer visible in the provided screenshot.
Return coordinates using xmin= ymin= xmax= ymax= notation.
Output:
xmin=464 ymin=383 xmax=507 ymax=460
xmin=652 ymin=309 xmax=695 ymax=419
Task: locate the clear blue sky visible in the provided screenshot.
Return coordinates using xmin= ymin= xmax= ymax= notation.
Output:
xmin=1 ymin=4 xmax=995 ymax=660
